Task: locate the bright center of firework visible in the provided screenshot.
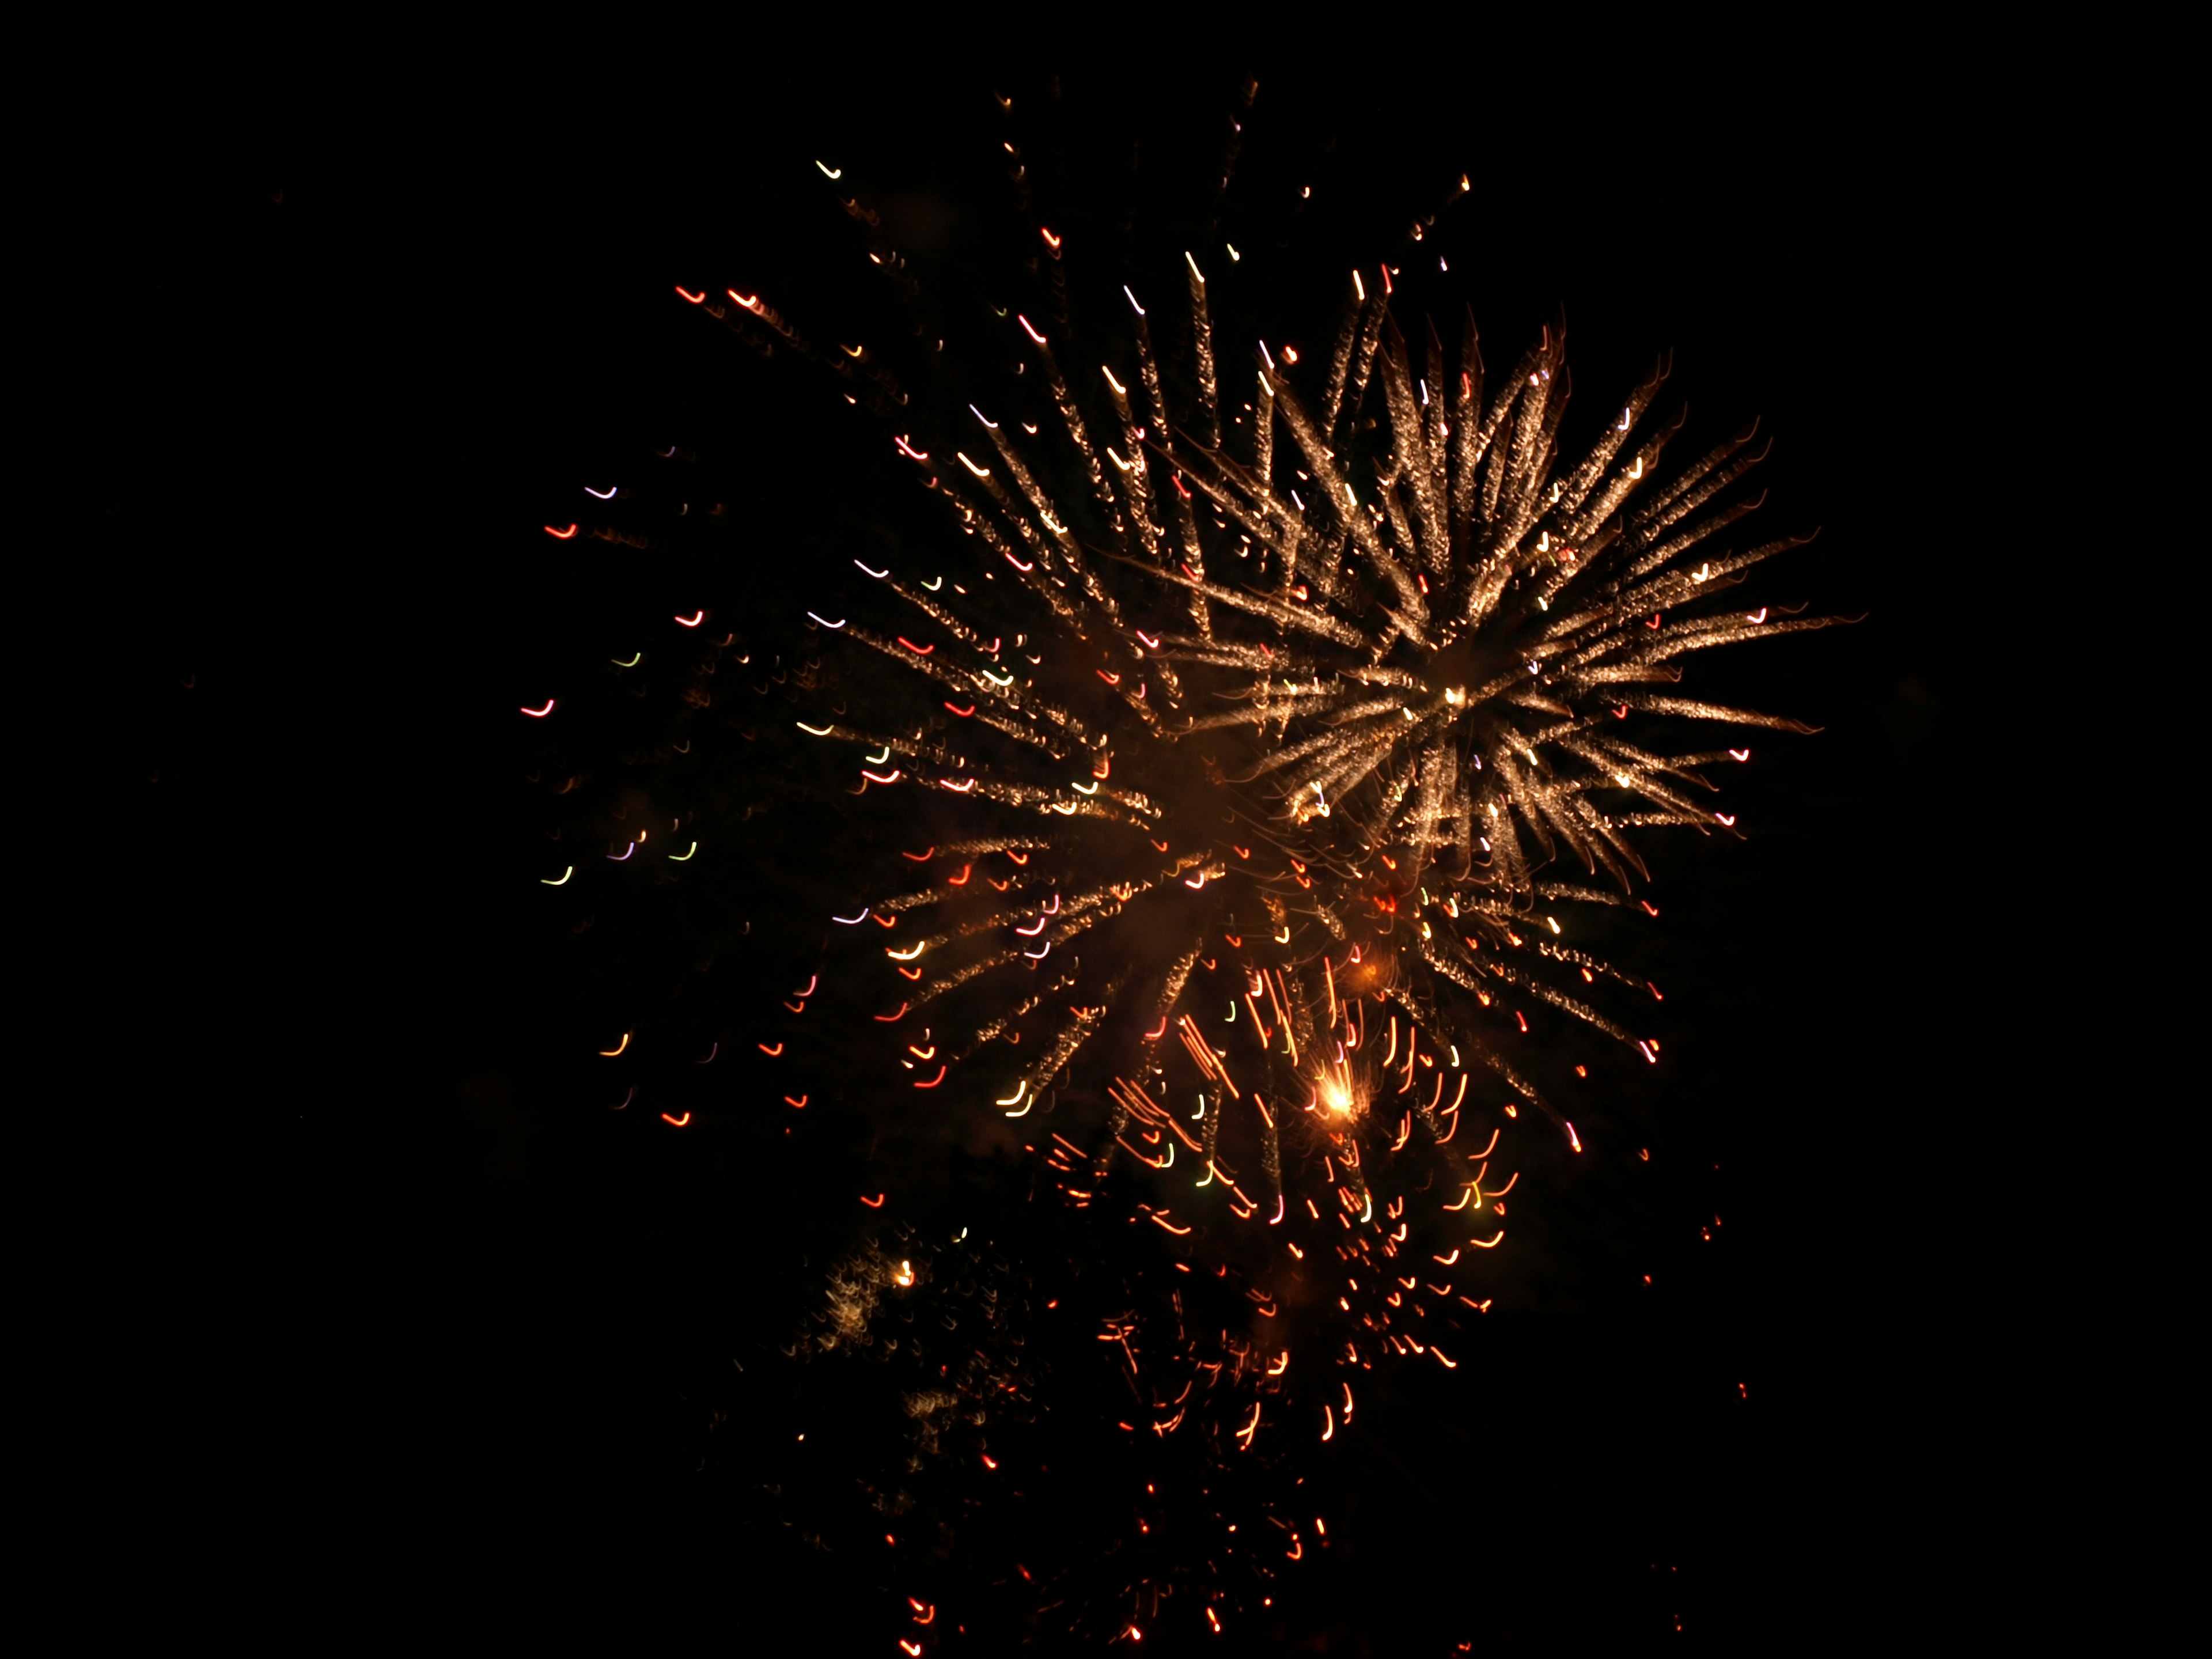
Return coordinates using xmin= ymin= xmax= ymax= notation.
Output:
xmin=1319 ymin=1076 xmax=1354 ymax=1116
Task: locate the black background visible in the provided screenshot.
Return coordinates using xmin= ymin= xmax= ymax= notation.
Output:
xmin=91 ymin=50 xmax=2094 ymax=1647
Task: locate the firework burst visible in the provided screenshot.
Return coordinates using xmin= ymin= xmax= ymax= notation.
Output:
xmin=523 ymin=116 xmax=1844 ymax=1642
xmin=757 ymin=248 xmax=1841 ymax=1247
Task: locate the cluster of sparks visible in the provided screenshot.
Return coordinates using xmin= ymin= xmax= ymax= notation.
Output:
xmin=520 ymin=116 xmax=1839 ymax=1645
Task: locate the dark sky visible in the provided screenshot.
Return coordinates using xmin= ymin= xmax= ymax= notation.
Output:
xmin=97 ymin=56 xmax=2093 ymax=1646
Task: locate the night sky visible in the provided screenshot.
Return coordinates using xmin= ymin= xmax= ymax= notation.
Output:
xmin=100 ymin=58 xmax=2085 ymax=1646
